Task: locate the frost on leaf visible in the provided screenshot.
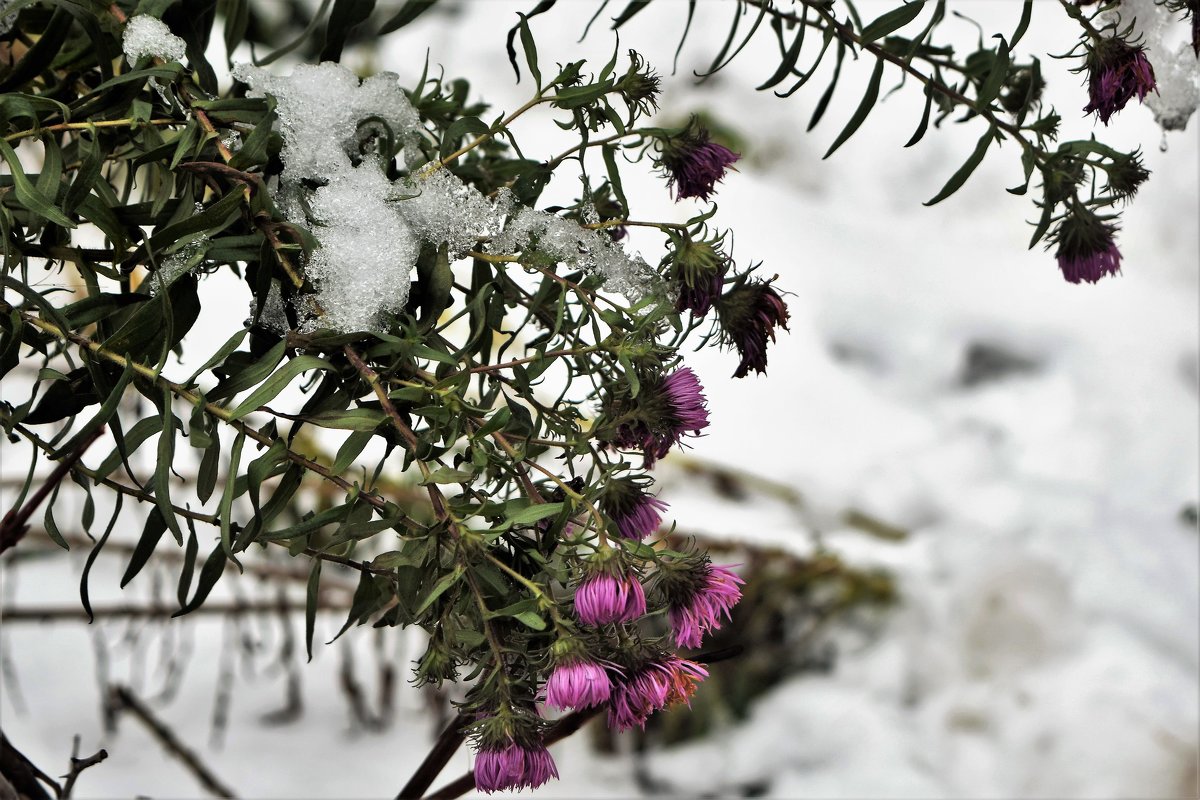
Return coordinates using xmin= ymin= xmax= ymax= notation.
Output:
xmin=122 ymin=16 xmax=187 ymax=63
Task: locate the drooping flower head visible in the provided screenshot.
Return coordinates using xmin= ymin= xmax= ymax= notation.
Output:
xmin=655 ymin=116 xmax=741 ymax=201
xmin=597 ymin=366 xmax=710 ymax=468
xmin=607 ymin=655 xmax=709 ymax=732
xmin=1104 ymin=148 xmax=1151 ymax=200
xmin=715 ymin=276 xmax=790 ymax=378
xmin=1082 ymin=36 xmax=1157 ymax=125
xmin=616 ymin=50 xmax=662 ymax=118
xmin=472 ymin=718 xmax=559 ymax=794
xmin=600 ymin=476 xmax=668 ymax=541
xmin=668 ymin=231 xmax=730 ymax=317
xmin=544 ymin=639 xmax=614 ymax=710
xmin=1051 ymin=210 xmax=1123 ymax=284
xmin=574 ymin=554 xmax=647 ymax=626
xmin=660 ymin=559 xmax=744 ymax=650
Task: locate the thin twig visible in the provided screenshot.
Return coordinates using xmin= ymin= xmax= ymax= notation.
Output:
xmin=396 ymin=718 xmax=468 ymax=800
xmin=110 ymin=685 xmax=238 ymax=799
xmin=60 ymin=735 xmax=107 ymax=799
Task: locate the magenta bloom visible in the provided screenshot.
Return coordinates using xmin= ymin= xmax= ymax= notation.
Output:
xmin=1053 ymin=212 xmax=1123 ymax=284
xmin=657 ymin=117 xmax=741 ymax=201
xmin=1083 ymin=38 xmax=1157 ymax=125
xmin=601 ymin=477 xmax=668 ymax=540
xmin=601 ymin=367 xmax=710 ymax=468
xmin=474 ymin=741 xmax=558 ymax=793
xmin=716 ymin=279 xmax=790 ymax=378
xmin=669 ymin=564 xmax=744 ymax=649
xmin=545 ymin=658 xmax=612 ymax=710
xmin=608 ymin=656 xmax=708 ymax=732
xmin=574 ymin=571 xmax=646 ymax=626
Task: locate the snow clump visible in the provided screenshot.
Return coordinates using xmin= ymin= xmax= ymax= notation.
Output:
xmin=1104 ymin=0 xmax=1200 ymax=131
xmin=122 ymin=16 xmax=187 ymax=63
xmin=235 ymin=61 xmax=660 ymax=332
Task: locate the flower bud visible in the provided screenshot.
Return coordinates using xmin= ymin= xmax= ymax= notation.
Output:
xmin=600 ymin=476 xmax=669 ymax=541
xmin=668 ymin=232 xmax=729 ymax=317
xmin=655 ymin=116 xmax=740 ymax=202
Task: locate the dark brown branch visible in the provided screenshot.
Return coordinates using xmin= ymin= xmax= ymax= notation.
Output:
xmin=396 ymin=718 xmax=468 ymax=800
xmin=109 ymin=685 xmax=238 ymax=799
xmin=0 ymin=428 xmax=103 ymax=557
xmin=0 ymin=730 xmax=58 ymax=800
xmin=2 ymin=599 xmax=348 ymax=623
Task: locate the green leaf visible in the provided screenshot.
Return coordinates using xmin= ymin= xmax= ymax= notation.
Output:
xmin=757 ymin=9 xmax=808 ymax=91
xmin=860 ymin=1 xmax=925 ymax=43
xmin=824 ymin=59 xmax=884 ymax=159
xmin=419 ymin=466 xmax=476 ymax=485
xmin=975 ymin=38 xmax=1011 ymax=107
xmin=506 ymin=501 xmax=564 ymax=526
xmin=305 ymin=560 xmax=321 ymax=662
xmin=320 ymin=0 xmax=376 ymax=62
xmin=904 ymin=82 xmax=935 ymax=147
xmin=332 ymin=430 xmax=374 ymax=474
xmin=0 ymin=139 xmax=75 ymax=228
xmin=924 ymin=124 xmax=995 ymax=205
xmin=174 ymin=544 xmax=228 ymax=616
xmin=414 ymin=566 xmax=463 ymax=615
xmin=377 ymin=0 xmax=439 ymax=34
xmin=218 ymin=430 xmax=246 ymax=560
xmin=227 ymin=355 xmax=337 ymax=420
xmin=303 ymin=408 xmax=387 ymax=431
xmin=209 ymin=339 xmax=286 ymax=401
xmin=155 ymin=389 xmax=183 ymax=544
xmin=120 ymin=507 xmax=169 ymax=588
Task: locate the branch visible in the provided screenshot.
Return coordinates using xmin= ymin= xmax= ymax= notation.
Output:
xmin=109 ymin=685 xmax=238 ymax=799
xmin=60 ymin=736 xmax=107 ymax=799
xmin=0 ymin=428 xmax=102 ymax=557
xmin=2 ymin=598 xmax=348 ymax=623
xmin=395 ymin=718 xmax=467 ymax=800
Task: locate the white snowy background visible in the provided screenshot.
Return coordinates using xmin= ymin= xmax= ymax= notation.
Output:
xmin=1 ymin=1 xmax=1197 ymax=798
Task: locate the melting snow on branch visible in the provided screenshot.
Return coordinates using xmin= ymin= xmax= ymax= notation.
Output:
xmin=1105 ymin=0 xmax=1200 ymax=131
xmin=235 ymin=61 xmax=660 ymax=333
xmin=122 ymin=16 xmax=187 ymax=63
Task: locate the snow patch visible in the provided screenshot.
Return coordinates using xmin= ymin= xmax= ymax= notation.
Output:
xmin=122 ymin=15 xmax=187 ymax=64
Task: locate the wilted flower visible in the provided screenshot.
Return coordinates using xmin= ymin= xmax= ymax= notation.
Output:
xmin=599 ymin=366 xmax=710 ymax=468
xmin=545 ymin=656 xmax=613 ymax=710
xmin=656 ymin=116 xmax=741 ymax=201
xmin=667 ymin=563 xmax=744 ymax=649
xmin=474 ymin=740 xmax=558 ymax=794
xmin=715 ymin=277 xmax=790 ymax=378
xmin=608 ymin=656 xmax=709 ymax=731
xmin=600 ymin=476 xmax=668 ymax=541
xmin=1082 ymin=37 xmax=1157 ymax=125
xmin=669 ymin=232 xmax=729 ymax=316
xmin=1052 ymin=210 xmax=1123 ymax=284
xmin=575 ymin=568 xmax=647 ymax=626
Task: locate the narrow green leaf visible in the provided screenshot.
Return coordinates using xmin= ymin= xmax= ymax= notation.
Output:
xmin=860 ymin=1 xmax=925 ymax=43
xmin=218 ymin=430 xmax=246 ymax=560
xmin=415 ymin=566 xmax=463 ymax=615
xmin=227 ymin=355 xmax=336 ymax=420
xmin=925 ymin=125 xmax=996 ymax=206
xmin=0 ymin=139 xmax=75 ymax=228
xmin=174 ymin=544 xmax=227 ymax=616
xmin=824 ymin=59 xmax=885 ymax=159
xmin=305 ymin=560 xmax=321 ymax=662
xmin=506 ymin=501 xmax=564 ymax=526
xmin=378 ymin=0 xmax=439 ymax=34
xmin=120 ymin=507 xmax=169 ymax=588
xmin=905 ymin=82 xmax=935 ymax=147
xmin=155 ymin=389 xmax=183 ymax=544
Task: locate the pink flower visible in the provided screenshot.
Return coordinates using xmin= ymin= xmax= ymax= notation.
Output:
xmin=474 ymin=741 xmax=558 ymax=793
xmin=669 ymin=564 xmax=744 ymax=649
xmin=574 ymin=570 xmax=646 ymax=626
xmin=545 ymin=658 xmax=612 ymax=710
xmin=1082 ymin=38 xmax=1157 ymax=125
xmin=607 ymin=656 xmax=709 ymax=732
xmin=601 ymin=477 xmax=669 ymax=541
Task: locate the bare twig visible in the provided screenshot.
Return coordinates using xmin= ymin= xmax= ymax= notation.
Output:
xmin=60 ymin=735 xmax=107 ymax=798
xmin=0 ymin=730 xmax=57 ymax=799
xmin=396 ymin=718 xmax=468 ymax=800
xmin=109 ymin=685 xmax=239 ymax=799
xmin=1 ymin=598 xmax=348 ymax=623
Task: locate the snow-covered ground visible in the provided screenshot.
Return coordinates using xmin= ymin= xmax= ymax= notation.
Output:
xmin=2 ymin=1 xmax=1197 ymax=798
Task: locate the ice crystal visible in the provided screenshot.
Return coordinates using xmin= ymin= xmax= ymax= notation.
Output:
xmin=399 ymin=166 xmax=510 ymax=256
xmin=122 ymin=16 xmax=187 ymax=63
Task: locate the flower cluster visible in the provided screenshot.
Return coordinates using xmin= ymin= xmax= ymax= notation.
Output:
xmin=1082 ymin=36 xmax=1157 ymax=125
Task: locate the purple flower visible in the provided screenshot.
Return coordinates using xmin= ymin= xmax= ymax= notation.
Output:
xmin=607 ymin=656 xmax=709 ymax=732
xmin=1052 ymin=212 xmax=1123 ymax=284
xmin=668 ymin=564 xmax=744 ymax=650
xmin=600 ymin=477 xmax=668 ymax=541
xmin=1082 ymin=38 xmax=1157 ymax=125
xmin=715 ymin=279 xmax=790 ymax=378
xmin=545 ymin=657 xmax=612 ymax=710
xmin=600 ymin=367 xmax=710 ymax=468
xmin=574 ymin=570 xmax=646 ymax=626
xmin=474 ymin=741 xmax=558 ymax=794
xmin=657 ymin=117 xmax=741 ymax=202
